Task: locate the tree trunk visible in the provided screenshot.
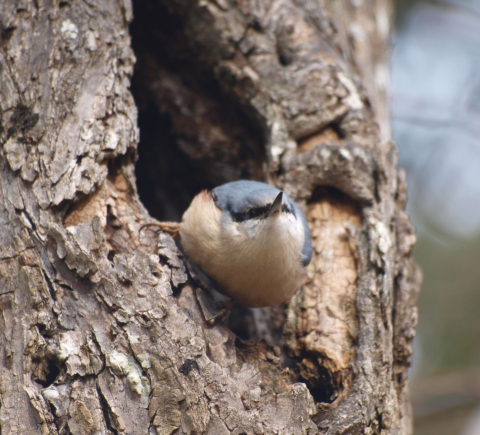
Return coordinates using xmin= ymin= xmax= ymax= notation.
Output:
xmin=0 ymin=0 xmax=420 ymax=434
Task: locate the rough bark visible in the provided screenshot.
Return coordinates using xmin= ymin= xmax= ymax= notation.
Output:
xmin=0 ymin=0 xmax=420 ymax=434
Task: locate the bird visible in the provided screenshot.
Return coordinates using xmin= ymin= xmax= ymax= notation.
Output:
xmin=142 ymin=180 xmax=312 ymax=308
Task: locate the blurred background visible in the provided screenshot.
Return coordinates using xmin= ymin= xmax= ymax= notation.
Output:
xmin=391 ymin=0 xmax=480 ymax=433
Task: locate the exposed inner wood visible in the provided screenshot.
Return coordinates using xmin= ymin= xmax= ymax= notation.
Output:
xmin=285 ymin=188 xmax=361 ymax=404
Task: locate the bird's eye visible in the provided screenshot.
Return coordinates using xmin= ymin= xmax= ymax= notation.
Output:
xmin=248 ymin=209 xmax=257 ymax=218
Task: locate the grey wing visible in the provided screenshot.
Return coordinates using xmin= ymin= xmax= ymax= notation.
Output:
xmin=293 ymin=201 xmax=312 ymax=267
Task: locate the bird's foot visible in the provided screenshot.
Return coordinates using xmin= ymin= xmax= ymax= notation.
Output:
xmin=140 ymin=221 xmax=181 ymax=239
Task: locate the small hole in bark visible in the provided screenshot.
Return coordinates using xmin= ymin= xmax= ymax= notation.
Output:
xmin=276 ymin=25 xmax=295 ymax=66
xmin=59 ymin=1 xmax=69 ymax=7
xmin=35 ymin=359 xmax=60 ymax=388
xmin=298 ymin=359 xmax=339 ymax=404
xmin=37 ymin=323 xmax=53 ymax=339
xmin=0 ymin=26 xmax=16 ymax=43
xmin=170 ymin=281 xmax=182 ymax=298
xmin=329 ymin=121 xmax=346 ymax=140
xmin=278 ymin=49 xmax=294 ymax=66
xmin=107 ymin=250 xmax=116 ymax=262
xmin=179 ymin=358 xmax=199 ymax=375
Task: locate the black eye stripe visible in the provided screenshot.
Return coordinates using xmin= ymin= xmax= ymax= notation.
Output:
xmin=249 ymin=205 xmax=270 ymax=218
xmin=231 ymin=205 xmax=270 ymax=222
xmin=230 ymin=212 xmax=249 ymax=222
xmin=229 ymin=203 xmax=296 ymax=222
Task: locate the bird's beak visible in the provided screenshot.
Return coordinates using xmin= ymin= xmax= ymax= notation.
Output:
xmin=266 ymin=192 xmax=283 ymax=217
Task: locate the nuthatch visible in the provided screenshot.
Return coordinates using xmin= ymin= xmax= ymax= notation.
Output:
xmin=179 ymin=180 xmax=312 ymax=307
